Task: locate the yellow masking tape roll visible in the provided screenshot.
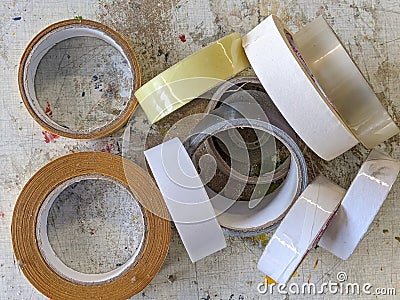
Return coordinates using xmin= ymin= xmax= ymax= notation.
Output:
xmin=294 ymin=17 xmax=399 ymax=148
xmin=11 ymin=152 xmax=170 ymax=300
xmin=134 ymin=33 xmax=250 ymax=124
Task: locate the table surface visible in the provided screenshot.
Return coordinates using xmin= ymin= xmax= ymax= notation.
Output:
xmin=1 ymin=0 xmax=399 ymax=299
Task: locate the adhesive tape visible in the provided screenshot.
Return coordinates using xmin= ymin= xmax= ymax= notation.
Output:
xmin=11 ymin=152 xmax=170 ymax=299
xmin=144 ymin=138 xmax=226 ymax=262
xmin=184 ymin=118 xmax=308 ymax=236
xmin=318 ymin=149 xmax=400 ymax=259
xmin=204 ymin=76 xmax=303 ymax=190
xmin=19 ymin=19 xmax=141 ymax=139
xmin=134 ymin=33 xmax=250 ymax=124
xmin=242 ymin=15 xmax=359 ymax=161
xmin=294 ymin=17 xmax=399 ymax=148
xmin=258 ymin=175 xmax=345 ymax=284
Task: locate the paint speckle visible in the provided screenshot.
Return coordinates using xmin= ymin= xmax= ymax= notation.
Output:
xmin=89 ymin=228 xmax=95 ymax=235
xmin=82 ymin=91 xmax=85 ymax=97
xmin=250 ymin=234 xmax=269 ymax=248
xmin=131 ymin=276 xmax=136 ymax=283
xmin=157 ymin=49 xmax=163 ymax=56
xmin=92 ymin=75 xmax=99 ymax=81
xmin=179 ymin=34 xmax=186 ymax=42
xmin=42 ymin=131 xmax=59 ymax=143
xmin=165 ymin=52 xmax=169 ymax=63
xmin=383 ymin=229 xmax=389 ymax=234
xmin=313 ymin=258 xmax=319 ymax=269
xmin=395 ymin=237 xmax=400 ymax=243
xmin=116 ymin=263 xmax=123 ymax=267
xmin=45 ymin=101 xmax=53 ymax=118
xmin=0 ymin=212 xmax=5 ymax=218
xmin=292 ymin=271 xmax=298 ymax=278
xmin=103 ymin=144 xmax=113 ymax=153
xmin=74 ymin=15 xmax=83 ymax=20
xmin=12 ymin=17 xmax=21 ymax=21
xmin=168 ymin=274 xmax=176 ymax=283
xmin=264 ymin=275 xmax=276 ymax=285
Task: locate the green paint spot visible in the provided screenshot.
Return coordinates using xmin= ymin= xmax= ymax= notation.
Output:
xmin=383 ymin=229 xmax=389 ymax=234
xmin=250 ymin=234 xmax=269 ymax=248
xmin=74 ymin=15 xmax=83 ymax=20
xmin=18 ymin=127 xmax=22 ymax=131
xmin=131 ymin=216 xmax=139 ymax=221
xmin=395 ymin=237 xmax=400 ymax=243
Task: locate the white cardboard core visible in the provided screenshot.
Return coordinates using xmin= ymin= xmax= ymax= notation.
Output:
xmin=36 ymin=175 xmax=146 ymax=284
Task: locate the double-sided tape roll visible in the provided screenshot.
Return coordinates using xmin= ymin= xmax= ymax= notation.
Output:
xmin=144 ymin=138 xmax=227 ymax=262
xmin=184 ymin=118 xmax=308 ymax=236
xmin=19 ymin=19 xmax=141 ymax=139
xmin=11 ymin=152 xmax=170 ymax=299
xmin=319 ymin=149 xmax=400 ymax=259
xmin=258 ymin=175 xmax=345 ymax=284
xmin=242 ymin=15 xmax=399 ymax=160
xmin=294 ymin=17 xmax=399 ymax=148
xmin=134 ymin=33 xmax=250 ymax=124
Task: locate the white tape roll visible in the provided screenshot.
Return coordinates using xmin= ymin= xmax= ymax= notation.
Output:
xmin=318 ymin=149 xmax=400 ymax=260
xmin=242 ymin=15 xmax=359 ymax=161
xmin=144 ymin=138 xmax=226 ymax=262
xmin=258 ymin=175 xmax=344 ymax=283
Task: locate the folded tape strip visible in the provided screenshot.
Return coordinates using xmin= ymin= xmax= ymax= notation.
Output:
xmin=258 ymin=175 xmax=345 ymax=284
xmin=242 ymin=15 xmax=398 ymax=160
xmin=11 ymin=152 xmax=170 ymax=300
xmin=318 ymin=149 xmax=400 ymax=259
xmin=134 ymin=33 xmax=250 ymax=124
xmin=19 ymin=19 xmax=141 ymax=139
xmin=184 ymin=117 xmax=308 ymax=236
xmin=144 ymin=138 xmax=227 ymax=262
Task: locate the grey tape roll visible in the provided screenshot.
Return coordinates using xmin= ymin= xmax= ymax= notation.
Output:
xmin=204 ymin=77 xmax=304 ymax=191
xmin=183 ymin=118 xmax=308 ymax=236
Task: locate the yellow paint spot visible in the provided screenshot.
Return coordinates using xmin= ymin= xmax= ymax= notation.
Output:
xmin=292 ymin=271 xmax=298 ymax=278
xmin=264 ymin=275 xmax=276 ymax=285
xmin=313 ymin=258 xmax=319 ymax=269
xmin=251 ymin=234 xmax=269 ymax=248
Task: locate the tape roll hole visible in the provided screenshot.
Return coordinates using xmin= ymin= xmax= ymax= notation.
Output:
xmin=25 ymin=27 xmax=135 ymax=135
xmin=36 ymin=175 xmax=146 ymax=285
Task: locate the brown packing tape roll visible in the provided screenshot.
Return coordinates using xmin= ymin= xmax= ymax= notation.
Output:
xmin=19 ymin=19 xmax=141 ymax=139
xmin=11 ymin=152 xmax=170 ymax=300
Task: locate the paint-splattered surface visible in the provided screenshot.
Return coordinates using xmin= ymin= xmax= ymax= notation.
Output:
xmin=0 ymin=0 xmax=399 ymax=299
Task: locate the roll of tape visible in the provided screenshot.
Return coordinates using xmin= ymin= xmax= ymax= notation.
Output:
xmin=294 ymin=17 xmax=399 ymax=148
xmin=11 ymin=152 xmax=170 ymax=299
xmin=19 ymin=19 xmax=141 ymax=139
xmin=134 ymin=33 xmax=250 ymax=124
xmin=318 ymin=149 xmax=400 ymax=259
xmin=242 ymin=15 xmax=359 ymax=161
xmin=204 ymin=76 xmax=303 ymax=189
xmin=258 ymin=175 xmax=345 ymax=284
xmin=144 ymin=138 xmax=227 ymax=262
xmin=184 ymin=118 xmax=308 ymax=236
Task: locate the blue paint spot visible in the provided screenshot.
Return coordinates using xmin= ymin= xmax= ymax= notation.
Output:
xmin=92 ymin=75 xmax=99 ymax=81
xmin=13 ymin=17 xmax=22 ymax=21
xmin=82 ymin=91 xmax=85 ymax=97
xmin=165 ymin=52 xmax=169 ymax=63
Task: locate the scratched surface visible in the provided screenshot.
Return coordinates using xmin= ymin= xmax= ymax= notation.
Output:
xmin=0 ymin=0 xmax=399 ymax=300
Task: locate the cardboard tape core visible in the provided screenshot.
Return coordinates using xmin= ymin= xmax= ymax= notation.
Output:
xmin=19 ymin=19 xmax=141 ymax=139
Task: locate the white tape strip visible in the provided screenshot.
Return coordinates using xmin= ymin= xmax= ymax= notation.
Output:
xmin=144 ymin=137 xmax=226 ymax=262
xmin=242 ymin=15 xmax=358 ymax=161
xmin=258 ymin=175 xmax=344 ymax=283
xmin=318 ymin=149 xmax=400 ymax=260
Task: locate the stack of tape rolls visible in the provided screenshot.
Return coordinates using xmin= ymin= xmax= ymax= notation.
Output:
xmin=19 ymin=19 xmax=141 ymax=139
xmin=11 ymin=152 xmax=170 ymax=299
xmin=134 ymin=33 xmax=250 ymax=124
xmin=242 ymin=15 xmax=399 ymax=160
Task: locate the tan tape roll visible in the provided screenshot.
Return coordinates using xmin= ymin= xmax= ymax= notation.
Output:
xmin=19 ymin=19 xmax=141 ymax=139
xmin=11 ymin=152 xmax=170 ymax=300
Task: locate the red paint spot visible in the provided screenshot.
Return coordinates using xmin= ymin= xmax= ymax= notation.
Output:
xmin=0 ymin=212 xmax=5 ymax=218
xmin=103 ymin=144 xmax=113 ymax=153
xmin=42 ymin=131 xmax=59 ymax=143
xmin=179 ymin=34 xmax=186 ymax=43
xmin=89 ymin=228 xmax=95 ymax=235
xmin=45 ymin=101 xmax=53 ymax=118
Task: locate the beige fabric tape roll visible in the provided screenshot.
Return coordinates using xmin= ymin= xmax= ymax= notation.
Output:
xmin=243 ymin=15 xmax=361 ymax=161
xmin=19 ymin=19 xmax=141 ymax=139
xmin=11 ymin=152 xmax=170 ymax=300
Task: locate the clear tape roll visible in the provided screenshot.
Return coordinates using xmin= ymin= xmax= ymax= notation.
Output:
xmin=242 ymin=15 xmax=360 ymax=161
xmin=19 ymin=19 xmax=141 ymax=139
xmin=11 ymin=152 xmax=170 ymax=299
xmin=134 ymin=33 xmax=250 ymax=124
